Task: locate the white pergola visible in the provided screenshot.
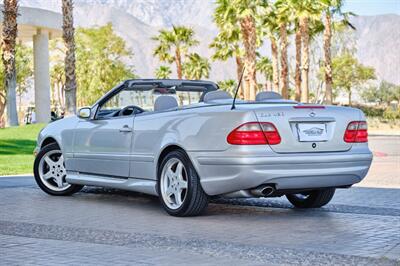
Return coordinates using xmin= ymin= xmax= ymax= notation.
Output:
xmin=0 ymin=6 xmax=62 ymax=123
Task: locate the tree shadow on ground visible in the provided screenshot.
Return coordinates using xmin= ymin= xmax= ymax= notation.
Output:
xmin=0 ymin=139 xmax=36 ymax=155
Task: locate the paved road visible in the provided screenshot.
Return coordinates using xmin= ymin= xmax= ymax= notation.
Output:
xmin=0 ymin=136 xmax=399 ymax=265
xmin=361 ymin=136 xmax=400 ymax=188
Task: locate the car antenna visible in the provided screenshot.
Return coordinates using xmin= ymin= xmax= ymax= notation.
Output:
xmin=231 ymin=67 xmax=245 ymax=110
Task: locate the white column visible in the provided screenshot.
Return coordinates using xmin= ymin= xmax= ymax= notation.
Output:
xmin=33 ymin=29 xmax=51 ymax=123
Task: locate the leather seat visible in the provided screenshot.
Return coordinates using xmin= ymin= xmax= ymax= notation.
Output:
xmin=154 ymin=95 xmax=178 ymax=111
xmin=255 ymin=91 xmax=283 ymax=101
xmin=203 ymin=91 xmax=232 ymax=103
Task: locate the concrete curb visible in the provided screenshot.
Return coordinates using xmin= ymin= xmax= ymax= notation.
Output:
xmin=0 ymin=174 xmax=32 ymax=178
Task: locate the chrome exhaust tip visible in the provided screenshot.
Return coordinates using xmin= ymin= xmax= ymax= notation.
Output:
xmin=250 ymin=185 xmax=274 ymax=197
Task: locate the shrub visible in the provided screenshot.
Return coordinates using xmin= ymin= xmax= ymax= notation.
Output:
xmin=383 ymin=107 xmax=400 ymax=120
xmin=355 ymin=105 xmax=385 ymax=117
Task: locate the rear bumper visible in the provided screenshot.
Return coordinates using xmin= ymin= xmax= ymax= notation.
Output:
xmin=189 ymin=150 xmax=373 ymax=196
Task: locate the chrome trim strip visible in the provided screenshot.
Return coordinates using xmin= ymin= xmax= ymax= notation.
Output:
xmin=73 ymin=153 xmax=154 ymax=162
xmin=289 ymin=117 xmax=336 ymax=122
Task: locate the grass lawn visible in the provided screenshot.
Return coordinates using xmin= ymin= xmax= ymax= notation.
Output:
xmin=0 ymin=124 xmax=45 ymax=176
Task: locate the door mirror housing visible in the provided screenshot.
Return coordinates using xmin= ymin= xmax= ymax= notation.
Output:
xmin=78 ymin=107 xmax=91 ymax=119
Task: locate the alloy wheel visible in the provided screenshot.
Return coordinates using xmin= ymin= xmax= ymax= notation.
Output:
xmin=38 ymin=149 xmax=71 ymax=191
xmin=160 ymin=158 xmax=188 ymax=209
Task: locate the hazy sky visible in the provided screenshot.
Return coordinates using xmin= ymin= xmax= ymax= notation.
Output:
xmin=20 ymin=0 xmax=400 ymax=16
xmin=343 ymin=0 xmax=400 ymax=15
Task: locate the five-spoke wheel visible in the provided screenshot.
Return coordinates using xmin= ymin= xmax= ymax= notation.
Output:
xmin=38 ymin=150 xmax=69 ymax=191
xmin=158 ymin=150 xmax=208 ymax=216
xmin=160 ymin=158 xmax=188 ymax=209
xmin=34 ymin=143 xmax=83 ymax=196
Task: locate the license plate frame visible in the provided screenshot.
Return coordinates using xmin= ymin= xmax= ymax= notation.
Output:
xmin=297 ymin=123 xmax=328 ymax=142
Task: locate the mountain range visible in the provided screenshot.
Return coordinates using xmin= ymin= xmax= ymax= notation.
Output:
xmin=21 ymin=0 xmax=400 ymax=85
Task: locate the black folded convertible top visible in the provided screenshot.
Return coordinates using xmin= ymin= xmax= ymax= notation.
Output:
xmin=126 ymin=79 xmax=219 ymax=92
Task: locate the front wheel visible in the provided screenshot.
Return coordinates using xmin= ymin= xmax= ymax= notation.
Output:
xmin=34 ymin=143 xmax=83 ymax=196
xmin=286 ymin=188 xmax=335 ymax=208
xmin=158 ymin=150 xmax=208 ymax=217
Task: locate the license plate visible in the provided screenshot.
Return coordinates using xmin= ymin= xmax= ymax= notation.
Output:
xmin=297 ymin=123 xmax=328 ymax=142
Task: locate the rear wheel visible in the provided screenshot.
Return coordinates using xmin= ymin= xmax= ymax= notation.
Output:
xmin=286 ymin=188 xmax=335 ymax=208
xmin=158 ymin=150 xmax=208 ymax=217
xmin=34 ymin=143 xmax=83 ymax=196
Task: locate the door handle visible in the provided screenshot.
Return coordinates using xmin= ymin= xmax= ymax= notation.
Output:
xmin=119 ymin=125 xmax=132 ymax=133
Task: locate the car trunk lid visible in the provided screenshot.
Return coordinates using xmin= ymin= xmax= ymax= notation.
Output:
xmin=252 ymin=105 xmax=360 ymax=153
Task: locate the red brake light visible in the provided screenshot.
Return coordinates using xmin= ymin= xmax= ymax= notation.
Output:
xmin=227 ymin=122 xmax=281 ymax=145
xmin=344 ymin=121 xmax=368 ymax=143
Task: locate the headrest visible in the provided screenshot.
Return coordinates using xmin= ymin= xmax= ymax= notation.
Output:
xmin=154 ymin=95 xmax=178 ymax=111
xmin=203 ymin=90 xmax=232 ymax=103
xmin=256 ymin=91 xmax=283 ymax=101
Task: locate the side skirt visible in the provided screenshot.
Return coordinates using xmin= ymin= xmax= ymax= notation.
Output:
xmin=66 ymin=171 xmax=158 ymax=196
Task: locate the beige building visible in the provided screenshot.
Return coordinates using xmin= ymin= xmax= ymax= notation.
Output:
xmin=0 ymin=5 xmax=62 ymax=123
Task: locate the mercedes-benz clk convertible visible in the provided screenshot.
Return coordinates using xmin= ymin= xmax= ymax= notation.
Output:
xmin=34 ymin=79 xmax=373 ymax=216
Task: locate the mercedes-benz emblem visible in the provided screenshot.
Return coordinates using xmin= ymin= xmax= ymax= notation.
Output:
xmin=309 ymin=111 xmax=316 ymax=117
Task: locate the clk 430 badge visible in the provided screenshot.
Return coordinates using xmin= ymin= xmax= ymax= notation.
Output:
xmin=258 ymin=112 xmax=285 ymax=117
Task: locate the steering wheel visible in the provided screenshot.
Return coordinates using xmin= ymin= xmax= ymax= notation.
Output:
xmin=117 ymin=105 xmax=145 ymax=117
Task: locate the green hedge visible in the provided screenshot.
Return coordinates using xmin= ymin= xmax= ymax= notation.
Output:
xmin=354 ymin=105 xmax=400 ymax=120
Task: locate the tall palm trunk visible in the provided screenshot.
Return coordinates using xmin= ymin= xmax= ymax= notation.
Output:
xmin=264 ymin=79 xmax=268 ymax=91
xmin=0 ymin=92 xmax=6 ymax=127
xmin=2 ymin=0 xmax=19 ymax=126
xmin=300 ymin=17 xmax=310 ymax=103
xmin=348 ymin=88 xmax=352 ymax=106
xmin=235 ymin=55 xmax=244 ymax=98
xmin=279 ymin=23 xmax=289 ymax=99
xmin=62 ymin=0 xmax=77 ymax=115
xmin=294 ymin=23 xmax=302 ymax=102
xmin=240 ymin=16 xmax=257 ymax=100
xmin=324 ymin=12 xmax=333 ymax=104
xmin=175 ymin=47 xmax=183 ymax=79
xmin=271 ymin=38 xmax=279 ymax=93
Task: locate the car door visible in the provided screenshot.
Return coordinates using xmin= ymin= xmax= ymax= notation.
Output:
xmin=68 ymin=86 xmax=138 ymax=178
xmin=70 ymin=116 xmax=134 ymax=177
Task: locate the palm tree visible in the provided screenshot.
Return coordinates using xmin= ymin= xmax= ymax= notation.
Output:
xmin=155 ymin=65 xmax=172 ymax=79
xmin=275 ymin=0 xmax=291 ymax=99
xmin=300 ymin=16 xmax=310 ymax=103
xmin=294 ymin=19 xmax=302 ymax=101
xmin=289 ymin=0 xmax=324 ymax=103
xmin=322 ymin=0 xmax=354 ymax=104
xmin=152 ymin=26 xmax=199 ymax=79
xmin=210 ymin=2 xmax=245 ymax=97
xmin=183 ymin=53 xmax=210 ymax=80
xmin=256 ymin=56 xmax=273 ymax=91
xmin=1 ymin=0 xmax=19 ymax=126
xmin=62 ymin=0 xmax=77 ymax=115
xmin=231 ymin=0 xmax=262 ymax=100
xmin=210 ymin=34 xmax=244 ymax=96
xmin=212 ymin=0 xmax=248 ymax=98
xmin=260 ymin=6 xmax=280 ymax=93
xmin=217 ymin=79 xmax=237 ymax=95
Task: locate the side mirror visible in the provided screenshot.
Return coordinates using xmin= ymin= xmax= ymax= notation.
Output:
xmin=78 ymin=107 xmax=91 ymax=119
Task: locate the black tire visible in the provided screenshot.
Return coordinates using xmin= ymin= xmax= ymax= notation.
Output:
xmin=34 ymin=143 xmax=83 ymax=196
xmin=157 ymin=150 xmax=208 ymax=217
xmin=286 ymin=188 xmax=335 ymax=208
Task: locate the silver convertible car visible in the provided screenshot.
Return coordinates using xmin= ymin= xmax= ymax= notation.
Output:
xmin=34 ymin=79 xmax=373 ymax=216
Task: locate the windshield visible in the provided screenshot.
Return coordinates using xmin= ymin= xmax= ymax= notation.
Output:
xmin=103 ymin=87 xmax=204 ymax=111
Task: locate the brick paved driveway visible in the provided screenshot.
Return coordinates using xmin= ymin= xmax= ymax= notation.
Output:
xmin=0 ymin=136 xmax=399 ymax=265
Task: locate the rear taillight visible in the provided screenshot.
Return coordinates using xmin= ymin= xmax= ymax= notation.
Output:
xmin=227 ymin=122 xmax=281 ymax=145
xmin=344 ymin=121 xmax=368 ymax=143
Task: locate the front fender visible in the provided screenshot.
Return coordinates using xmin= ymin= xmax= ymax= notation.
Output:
xmin=36 ymin=116 xmax=79 ymax=156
